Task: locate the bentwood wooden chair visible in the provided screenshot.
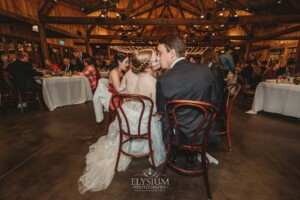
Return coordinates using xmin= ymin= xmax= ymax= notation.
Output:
xmin=1 ymin=72 xmax=42 ymax=113
xmin=162 ymin=100 xmax=217 ymax=200
xmin=239 ymin=77 xmax=255 ymax=107
xmin=218 ymin=83 xmax=241 ymax=150
xmin=112 ymin=94 xmax=156 ymax=172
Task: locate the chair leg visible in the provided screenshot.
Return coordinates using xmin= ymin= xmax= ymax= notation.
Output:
xmin=203 ymin=169 xmax=212 ymax=200
xmin=115 ymin=134 xmax=123 ymax=172
xmin=226 ymin=120 xmax=232 ymax=151
xmin=147 ymin=136 xmax=156 ymax=169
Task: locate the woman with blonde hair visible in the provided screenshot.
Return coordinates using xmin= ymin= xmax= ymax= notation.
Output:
xmin=78 ymin=48 xmax=165 ymax=194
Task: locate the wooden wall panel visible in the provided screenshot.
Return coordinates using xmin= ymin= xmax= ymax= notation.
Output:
xmin=25 ymin=0 xmax=43 ymax=19
xmin=0 ymin=0 xmax=7 ymax=10
xmin=0 ymin=23 xmax=40 ymax=41
xmin=46 ymin=38 xmax=74 ymax=47
xmin=6 ymin=0 xmax=15 ymax=13
xmin=1 ymin=0 xmax=87 ymax=38
xmin=48 ymin=2 xmax=87 ymax=37
xmin=12 ymin=0 xmax=28 ymax=17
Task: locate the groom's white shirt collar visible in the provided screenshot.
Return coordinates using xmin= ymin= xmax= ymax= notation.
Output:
xmin=170 ymin=57 xmax=185 ymax=69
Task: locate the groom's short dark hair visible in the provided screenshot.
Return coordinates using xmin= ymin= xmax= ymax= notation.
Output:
xmin=159 ymin=35 xmax=186 ymax=57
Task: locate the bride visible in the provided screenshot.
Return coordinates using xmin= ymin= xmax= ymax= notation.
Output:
xmin=78 ymin=49 xmax=166 ymax=194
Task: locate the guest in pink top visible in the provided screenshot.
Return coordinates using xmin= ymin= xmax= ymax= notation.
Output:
xmin=44 ymin=58 xmax=61 ymax=71
xmin=76 ymin=58 xmax=97 ymax=91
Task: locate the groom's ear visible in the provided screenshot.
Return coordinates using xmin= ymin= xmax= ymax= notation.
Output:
xmin=170 ymin=49 xmax=177 ymax=59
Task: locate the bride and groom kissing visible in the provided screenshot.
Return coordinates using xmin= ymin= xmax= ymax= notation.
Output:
xmin=78 ymin=34 xmax=220 ymax=193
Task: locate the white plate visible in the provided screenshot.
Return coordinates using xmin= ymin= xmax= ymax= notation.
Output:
xmin=265 ymin=79 xmax=276 ymax=83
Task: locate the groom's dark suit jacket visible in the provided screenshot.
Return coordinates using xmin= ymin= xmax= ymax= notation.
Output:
xmin=156 ymin=59 xmax=219 ymax=145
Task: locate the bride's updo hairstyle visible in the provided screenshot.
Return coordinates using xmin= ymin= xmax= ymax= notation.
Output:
xmin=131 ymin=49 xmax=154 ymax=74
xmin=109 ymin=53 xmax=127 ymax=71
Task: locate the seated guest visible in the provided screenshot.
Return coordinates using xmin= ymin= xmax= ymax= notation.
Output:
xmin=250 ymin=62 xmax=262 ymax=90
xmin=241 ymin=60 xmax=254 ymax=88
xmin=275 ymin=60 xmax=285 ymax=77
xmin=263 ymin=62 xmax=277 ymax=80
xmin=75 ymin=58 xmax=97 ymax=91
xmin=44 ymin=58 xmax=61 ymax=71
xmin=72 ymin=48 xmax=91 ymax=72
xmin=70 ymin=58 xmax=77 ymax=69
xmin=188 ymin=54 xmax=198 ymax=63
xmin=108 ymin=53 xmax=129 ymax=109
xmin=6 ymin=51 xmax=44 ymax=108
xmin=62 ymin=58 xmax=75 ymax=72
xmin=7 ymin=51 xmax=43 ymax=93
xmin=260 ymin=60 xmax=268 ymax=75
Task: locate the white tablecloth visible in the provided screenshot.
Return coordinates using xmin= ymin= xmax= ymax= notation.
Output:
xmin=42 ymin=76 xmax=93 ymax=111
xmin=247 ymin=82 xmax=300 ymax=118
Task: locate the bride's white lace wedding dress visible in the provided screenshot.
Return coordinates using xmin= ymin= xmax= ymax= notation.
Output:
xmin=78 ymin=74 xmax=166 ymax=194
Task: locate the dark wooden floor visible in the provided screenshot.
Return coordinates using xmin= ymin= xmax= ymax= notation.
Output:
xmin=0 ymin=102 xmax=299 ymax=200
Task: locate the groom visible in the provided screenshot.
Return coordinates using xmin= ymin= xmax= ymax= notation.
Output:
xmin=156 ymin=34 xmax=220 ymax=146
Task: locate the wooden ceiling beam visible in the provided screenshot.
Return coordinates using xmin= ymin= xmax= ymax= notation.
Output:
xmin=169 ymin=2 xmax=200 ymax=17
xmin=229 ymin=9 xmax=252 ymax=37
xmin=0 ymin=8 xmax=37 ymax=24
xmin=88 ymin=35 xmax=248 ymax=40
xmin=45 ymin=25 xmax=84 ymax=39
xmin=131 ymin=0 xmax=153 ymax=13
xmin=40 ymin=15 xmax=300 ymax=25
xmin=252 ymin=25 xmax=300 ymax=42
xmin=130 ymin=2 xmax=165 ymax=18
xmin=166 ymin=5 xmax=181 ymax=35
xmin=125 ymin=0 xmax=135 ymax=17
xmin=196 ymin=0 xmax=206 ymax=13
xmin=175 ymin=0 xmax=191 ymax=35
xmin=141 ymin=0 xmax=158 ymax=34
xmin=38 ymin=0 xmax=56 ymax=17
xmin=77 ymin=41 xmax=229 ymax=47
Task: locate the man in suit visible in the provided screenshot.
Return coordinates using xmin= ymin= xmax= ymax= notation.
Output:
xmin=62 ymin=57 xmax=75 ymax=72
xmin=7 ymin=51 xmax=43 ymax=94
xmin=156 ymin=35 xmax=220 ymax=147
xmin=6 ymin=51 xmax=46 ymax=109
xmin=72 ymin=49 xmax=91 ymax=72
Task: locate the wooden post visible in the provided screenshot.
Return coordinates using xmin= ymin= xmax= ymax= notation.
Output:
xmin=39 ymin=23 xmax=50 ymax=62
xmin=295 ymin=37 xmax=300 ymax=73
xmin=85 ymin=38 xmax=92 ymax=56
xmin=282 ymin=47 xmax=289 ymax=66
xmin=245 ymin=42 xmax=252 ymax=60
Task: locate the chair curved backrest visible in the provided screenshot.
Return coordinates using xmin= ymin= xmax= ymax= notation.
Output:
xmin=2 ymin=72 xmax=22 ymax=104
xmin=2 ymin=72 xmax=41 ymax=112
xmin=111 ymin=93 xmax=154 ymax=138
xmin=225 ymin=83 xmax=241 ymax=118
xmin=218 ymin=83 xmax=241 ymax=150
xmin=111 ymin=94 xmax=156 ymax=171
xmin=162 ymin=100 xmax=217 ymax=200
xmin=164 ymin=100 xmax=217 ymax=150
xmin=239 ymin=76 xmax=255 ymax=107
